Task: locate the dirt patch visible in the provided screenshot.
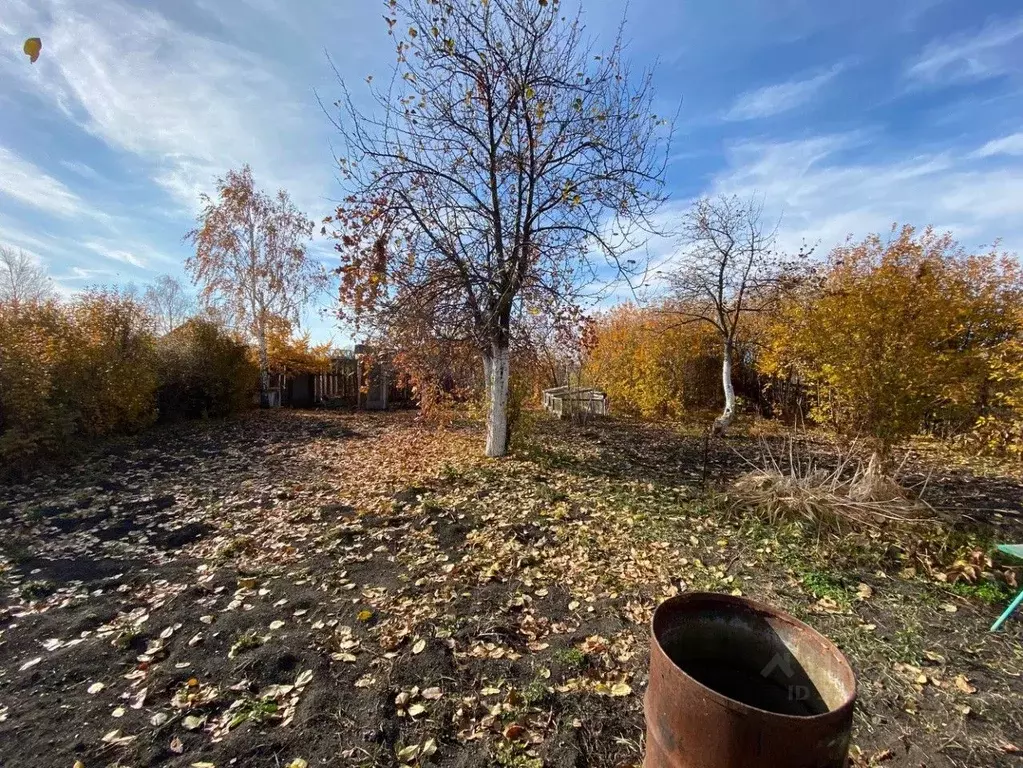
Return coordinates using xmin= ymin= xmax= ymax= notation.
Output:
xmin=1 ymin=410 xmax=1021 ymax=767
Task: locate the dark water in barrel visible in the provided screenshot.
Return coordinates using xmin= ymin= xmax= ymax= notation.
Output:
xmin=667 ymin=655 xmax=830 ymax=717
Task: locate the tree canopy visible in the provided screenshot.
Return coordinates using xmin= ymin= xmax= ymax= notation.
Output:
xmin=327 ymin=0 xmax=671 ymax=455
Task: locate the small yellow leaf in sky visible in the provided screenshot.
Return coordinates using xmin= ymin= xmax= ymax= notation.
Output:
xmin=24 ymin=37 xmax=42 ymax=63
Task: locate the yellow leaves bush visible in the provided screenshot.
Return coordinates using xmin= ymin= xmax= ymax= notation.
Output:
xmin=0 ymin=293 xmax=259 ymax=473
xmin=583 ymin=304 xmax=720 ymax=419
xmin=0 ymin=291 xmax=157 ymax=470
xmin=765 ymin=226 xmax=1023 ymax=449
xmin=964 ymin=330 xmax=1023 ymax=459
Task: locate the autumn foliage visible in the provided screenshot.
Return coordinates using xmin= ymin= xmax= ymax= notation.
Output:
xmin=0 ymin=291 xmax=157 ymax=469
xmin=584 ymin=226 xmax=1023 ymax=459
xmin=584 ymin=304 xmax=725 ymax=420
xmin=766 ymin=226 xmax=1022 ymax=450
xmin=0 ymin=293 xmax=266 ymax=473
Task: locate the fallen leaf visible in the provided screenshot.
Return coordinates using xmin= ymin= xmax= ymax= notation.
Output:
xmin=953 ymin=674 xmax=977 ymax=695
xmin=611 ymin=682 xmax=632 ymax=697
xmin=130 ymin=688 xmax=148 ymax=709
xmin=170 ymin=736 xmax=184 ymax=754
xmin=19 ymin=657 xmax=42 ymax=672
xmin=396 ymin=743 xmax=419 ymax=762
xmin=412 ymin=639 xmax=426 ymax=655
xmin=503 ymin=723 xmax=526 ymax=740
xmin=87 ymin=682 xmax=106 ymax=694
xmin=101 ymin=729 xmax=137 ymax=746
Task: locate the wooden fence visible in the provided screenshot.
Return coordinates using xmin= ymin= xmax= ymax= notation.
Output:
xmin=276 ymin=357 xmax=414 ymax=409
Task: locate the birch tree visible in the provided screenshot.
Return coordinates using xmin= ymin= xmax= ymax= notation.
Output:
xmin=186 ymin=166 xmax=322 ymax=397
xmin=143 ymin=274 xmax=195 ymax=335
xmin=0 ymin=245 xmax=53 ymax=305
xmin=666 ymin=195 xmax=803 ymax=434
xmin=327 ymin=0 xmax=670 ymax=456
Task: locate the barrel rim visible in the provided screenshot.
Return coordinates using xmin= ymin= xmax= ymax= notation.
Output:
xmin=649 ymin=591 xmax=857 ymax=722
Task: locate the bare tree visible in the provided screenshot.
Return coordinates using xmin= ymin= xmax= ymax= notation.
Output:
xmin=0 ymin=245 xmax=53 ymax=305
xmin=186 ymin=165 xmax=324 ymax=398
xmin=143 ymin=274 xmax=195 ymax=335
xmin=328 ymin=0 xmax=671 ymax=456
xmin=665 ymin=195 xmax=805 ymax=433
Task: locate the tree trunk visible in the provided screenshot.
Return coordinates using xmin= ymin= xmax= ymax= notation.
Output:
xmin=257 ymin=325 xmax=271 ymax=403
xmin=484 ymin=340 xmax=511 ymax=458
xmin=715 ymin=338 xmax=736 ymax=434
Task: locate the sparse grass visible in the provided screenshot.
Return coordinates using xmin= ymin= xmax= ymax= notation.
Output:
xmin=891 ymin=621 xmax=924 ymax=664
xmin=493 ymin=743 xmax=542 ymax=768
xmin=948 ymin=579 xmax=1012 ymax=604
xmin=522 ymin=673 xmax=550 ymax=706
xmin=228 ymin=629 xmax=267 ymax=659
xmin=553 ymin=647 xmax=586 ymax=669
xmin=799 ymin=569 xmax=850 ymax=605
xmin=226 ymin=696 xmax=279 ymax=729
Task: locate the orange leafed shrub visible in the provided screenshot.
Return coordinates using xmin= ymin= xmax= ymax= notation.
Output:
xmin=264 ymin=317 xmax=333 ymax=376
xmin=583 ymin=303 xmax=721 ymax=419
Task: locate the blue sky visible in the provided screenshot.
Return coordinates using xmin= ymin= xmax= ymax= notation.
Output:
xmin=2 ymin=0 xmax=1023 ymax=343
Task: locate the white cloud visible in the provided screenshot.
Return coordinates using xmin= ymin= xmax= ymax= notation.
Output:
xmin=84 ymin=243 xmax=148 ymax=270
xmin=906 ymin=16 xmax=1023 ymax=85
xmin=0 ymin=145 xmax=89 ymax=218
xmin=704 ymin=133 xmax=1023 ymax=256
xmin=972 ymin=132 xmax=1023 ymax=158
xmin=725 ymin=65 xmax=844 ymax=121
xmin=59 ymin=160 xmax=106 ymax=181
xmin=0 ymin=0 xmax=334 ymax=215
xmin=62 ymin=266 xmax=118 ymax=281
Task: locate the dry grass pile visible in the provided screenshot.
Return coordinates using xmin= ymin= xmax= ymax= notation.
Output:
xmin=730 ymin=440 xmax=934 ymax=532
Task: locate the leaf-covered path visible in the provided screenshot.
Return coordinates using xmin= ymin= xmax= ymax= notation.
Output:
xmin=1 ymin=411 xmax=1022 ymax=767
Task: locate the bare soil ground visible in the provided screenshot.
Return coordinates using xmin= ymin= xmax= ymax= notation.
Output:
xmin=1 ymin=410 xmax=1022 ymax=768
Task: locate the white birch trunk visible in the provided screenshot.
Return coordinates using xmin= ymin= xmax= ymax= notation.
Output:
xmin=257 ymin=323 xmax=271 ymax=399
xmin=484 ymin=341 xmax=510 ymax=458
xmin=715 ymin=339 xmax=736 ymax=434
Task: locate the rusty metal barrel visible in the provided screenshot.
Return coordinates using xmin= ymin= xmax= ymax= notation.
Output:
xmin=644 ymin=593 xmax=856 ymax=768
